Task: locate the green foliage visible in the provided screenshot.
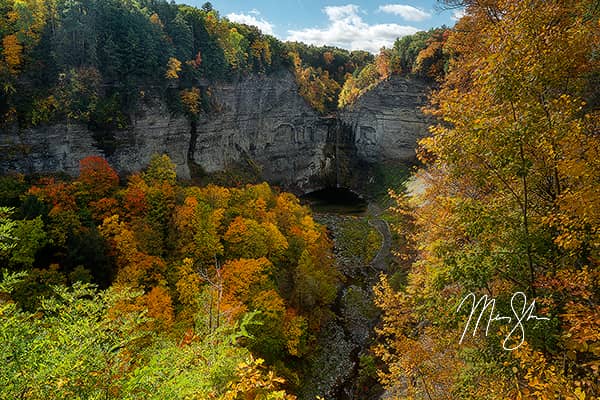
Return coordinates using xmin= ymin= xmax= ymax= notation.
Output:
xmin=8 ymin=217 xmax=47 ymax=268
xmin=339 ymin=27 xmax=449 ymax=108
xmin=337 ymin=218 xmax=380 ymax=265
xmin=143 ymin=154 xmax=177 ymax=186
xmin=393 ymin=29 xmax=436 ymax=74
xmin=0 ymin=174 xmax=28 ymax=208
xmin=0 ymin=0 xmax=414 ymax=123
xmin=0 ymin=275 xmax=293 ymax=399
xmin=0 ymin=207 xmax=17 ymax=253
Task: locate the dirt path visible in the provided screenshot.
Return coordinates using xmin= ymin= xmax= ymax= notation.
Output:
xmin=367 ymin=203 xmax=392 ymax=272
xmin=368 ymin=219 xmax=392 ymax=272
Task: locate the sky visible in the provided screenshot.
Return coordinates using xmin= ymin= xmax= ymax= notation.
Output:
xmin=178 ymin=1 xmax=464 ymax=53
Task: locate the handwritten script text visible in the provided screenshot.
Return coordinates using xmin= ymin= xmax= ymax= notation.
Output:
xmin=456 ymin=291 xmax=550 ymax=351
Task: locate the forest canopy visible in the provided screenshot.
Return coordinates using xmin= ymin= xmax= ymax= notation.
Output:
xmin=374 ymin=0 xmax=600 ymax=398
xmin=0 ymin=154 xmax=341 ymax=397
xmin=2 ymin=0 xmax=598 ymax=398
xmin=0 ymin=0 xmax=446 ymax=125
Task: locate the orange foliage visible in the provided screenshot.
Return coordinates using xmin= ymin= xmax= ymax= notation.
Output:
xmin=121 ymin=174 xmax=148 ymax=219
xmin=375 ymin=49 xmax=391 ymax=80
xmin=2 ymin=34 xmax=22 ymax=73
xmin=99 ymin=215 xmax=166 ymax=289
xmin=28 ymin=177 xmax=77 ymax=212
xmin=323 ymin=51 xmax=334 ymax=65
xmin=89 ymin=197 xmax=119 ymax=222
xmin=77 ymin=156 xmax=119 ymax=199
xmin=220 ymin=257 xmax=273 ymax=319
xmin=142 ymin=286 xmax=175 ymax=329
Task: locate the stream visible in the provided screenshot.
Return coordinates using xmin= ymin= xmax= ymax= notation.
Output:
xmin=300 ymin=188 xmax=392 ymax=400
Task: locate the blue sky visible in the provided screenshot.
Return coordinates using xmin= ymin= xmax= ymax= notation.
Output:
xmin=178 ymin=1 xmax=463 ymax=53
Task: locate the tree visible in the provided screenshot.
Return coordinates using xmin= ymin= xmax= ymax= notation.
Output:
xmin=53 ymin=0 xmax=98 ymax=69
xmin=1 ymin=274 xmax=296 ymax=399
xmin=7 ymin=216 xmax=47 ymax=268
xmin=165 ymin=57 xmax=182 ymax=79
xmin=201 ymin=2 xmax=213 ymax=13
xmin=77 ymin=156 xmax=119 ymax=200
xmin=180 ymin=87 xmax=201 ymax=116
xmin=0 ymin=207 xmax=17 ymax=253
xmin=220 ymin=257 xmax=273 ymax=319
xmin=173 ymin=196 xmax=224 ymax=265
xmin=168 ymin=13 xmax=193 ymax=62
xmin=143 ymin=154 xmax=177 ymax=186
xmin=376 ymin=0 xmax=600 ymax=397
xmin=223 ymin=216 xmax=288 ymax=260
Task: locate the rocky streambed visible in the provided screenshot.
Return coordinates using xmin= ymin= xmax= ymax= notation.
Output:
xmin=298 ymin=195 xmax=393 ymax=400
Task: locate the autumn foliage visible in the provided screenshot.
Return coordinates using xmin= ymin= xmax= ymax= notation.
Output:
xmin=375 ymin=0 xmax=600 ymax=398
xmin=1 ymin=153 xmax=340 ymax=396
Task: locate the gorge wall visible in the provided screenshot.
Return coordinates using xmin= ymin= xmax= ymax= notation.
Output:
xmin=0 ymin=98 xmax=192 ymax=180
xmin=0 ymin=71 xmax=432 ymax=192
xmin=190 ymin=70 xmax=333 ymax=191
xmin=339 ymin=76 xmax=432 ymax=164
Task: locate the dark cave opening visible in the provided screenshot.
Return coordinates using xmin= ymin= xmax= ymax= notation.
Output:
xmin=300 ymin=187 xmax=367 ymax=215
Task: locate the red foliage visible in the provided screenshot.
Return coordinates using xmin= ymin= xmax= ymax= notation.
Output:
xmin=78 ymin=156 xmax=119 ymax=198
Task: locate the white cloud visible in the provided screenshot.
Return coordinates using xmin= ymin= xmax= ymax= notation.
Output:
xmin=286 ymin=4 xmax=419 ymax=53
xmin=226 ymin=11 xmax=275 ymax=35
xmin=451 ymin=8 xmax=466 ymax=21
xmin=378 ymin=4 xmax=431 ymax=22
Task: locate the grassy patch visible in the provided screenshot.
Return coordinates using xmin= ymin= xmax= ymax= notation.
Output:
xmin=337 ymin=218 xmax=381 ymax=265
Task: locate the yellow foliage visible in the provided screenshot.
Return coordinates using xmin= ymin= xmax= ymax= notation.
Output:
xmin=376 ymin=0 xmax=600 ymax=398
xmin=250 ymin=38 xmax=272 ymax=68
xmin=220 ymin=257 xmax=273 ymax=319
xmin=180 ymin=87 xmax=202 ymax=115
xmin=283 ymin=310 xmax=307 ymax=357
xmin=222 ymin=356 xmax=295 ymax=400
xmin=2 ymin=35 xmax=22 ymax=73
xmin=165 ymin=57 xmax=182 ymax=79
xmin=149 ymin=13 xmax=163 ymax=28
xmin=176 ymin=257 xmax=203 ymax=306
xmin=2 ymin=0 xmax=46 ymax=75
xmin=224 ymin=217 xmax=274 ymax=259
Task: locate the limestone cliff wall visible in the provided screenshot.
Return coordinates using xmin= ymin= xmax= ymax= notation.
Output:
xmin=0 ymin=71 xmax=432 ymax=192
xmin=191 ymin=70 xmax=333 ymax=191
xmin=0 ymin=98 xmax=191 ymax=179
xmin=340 ymin=76 xmax=432 ymax=163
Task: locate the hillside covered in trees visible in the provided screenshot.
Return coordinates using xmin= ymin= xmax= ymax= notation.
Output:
xmin=375 ymin=0 xmax=600 ymax=398
xmin=1 ymin=0 xmax=599 ymax=399
xmin=0 ymin=0 xmax=447 ymax=124
xmin=1 ymin=155 xmax=340 ymax=398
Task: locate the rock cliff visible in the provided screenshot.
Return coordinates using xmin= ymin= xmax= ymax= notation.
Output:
xmin=340 ymin=76 xmax=432 ymax=163
xmin=190 ymin=70 xmax=333 ymax=191
xmin=0 ymin=71 xmax=431 ymax=193
xmin=0 ymin=98 xmax=191 ymax=179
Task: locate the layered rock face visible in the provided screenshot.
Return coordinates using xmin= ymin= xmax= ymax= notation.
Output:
xmin=0 ymin=99 xmax=191 ymax=179
xmin=0 ymin=72 xmax=431 ymax=192
xmin=191 ymin=70 xmax=333 ymax=191
xmin=340 ymin=76 xmax=432 ymax=163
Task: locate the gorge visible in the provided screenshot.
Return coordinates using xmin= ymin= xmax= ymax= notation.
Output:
xmin=0 ymin=70 xmax=431 ymax=399
xmin=0 ymin=70 xmax=431 ymax=196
